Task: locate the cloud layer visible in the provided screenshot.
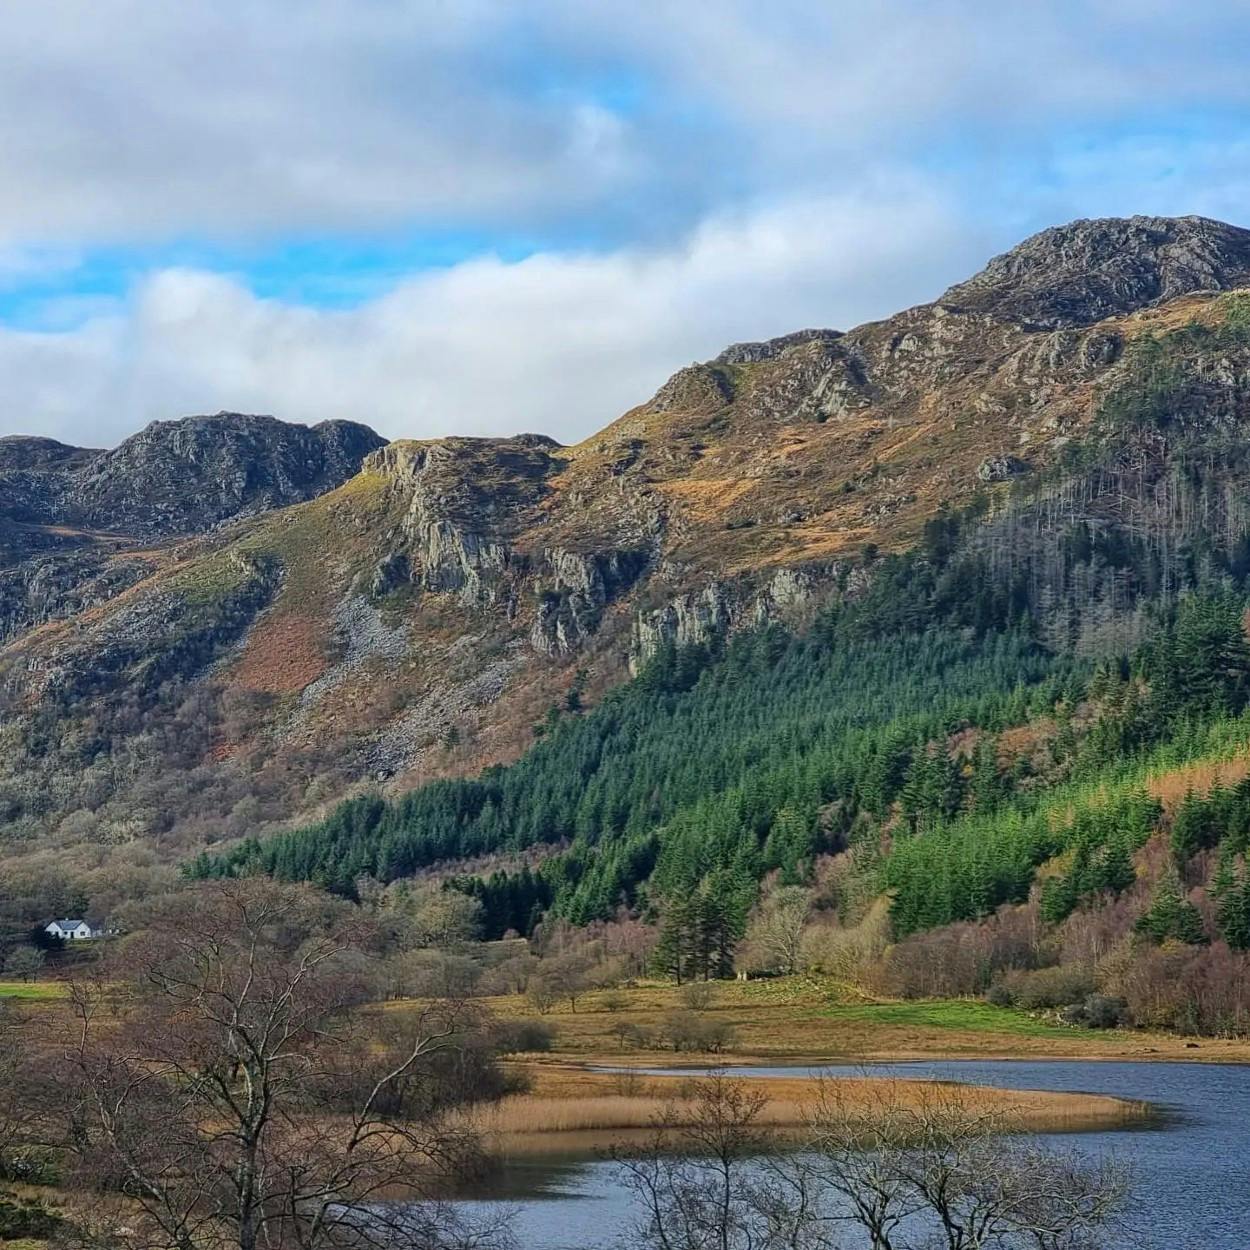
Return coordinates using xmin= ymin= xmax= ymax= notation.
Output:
xmin=3 ymin=2 xmax=1250 ymax=445
xmin=0 ymin=186 xmax=979 ymax=446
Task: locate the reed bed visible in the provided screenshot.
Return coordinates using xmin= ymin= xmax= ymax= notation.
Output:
xmin=464 ymin=1068 xmax=1152 ymax=1155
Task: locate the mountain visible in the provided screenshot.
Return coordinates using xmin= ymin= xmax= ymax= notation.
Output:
xmin=0 ymin=411 xmax=384 ymax=648
xmin=940 ymin=214 xmax=1250 ymax=327
xmin=1 ymin=412 xmax=384 ymax=536
xmin=7 ymin=213 xmax=1250 ymax=974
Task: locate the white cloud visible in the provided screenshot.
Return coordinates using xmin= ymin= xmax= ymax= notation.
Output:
xmin=3 ymin=2 xmax=1250 ymax=445
xmin=0 ymin=2 xmax=650 ymax=242
xmin=0 ymin=184 xmax=979 ymax=447
xmin=2 ymin=2 xmax=1249 ymax=244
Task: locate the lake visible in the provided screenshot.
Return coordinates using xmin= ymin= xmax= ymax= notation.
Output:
xmin=455 ymin=1059 xmax=1250 ymax=1250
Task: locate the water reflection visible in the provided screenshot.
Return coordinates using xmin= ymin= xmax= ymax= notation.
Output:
xmin=453 ymin=1060 xmax=1250 ymax=1250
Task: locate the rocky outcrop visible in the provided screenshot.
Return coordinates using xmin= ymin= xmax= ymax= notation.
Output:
xmin=940 ymin=215 xmax=1250 ymax=329
xmin=629 ymin=563 xmax=869 ymax=672
xmin=749 ymin=567 xmax=820 ymax=625
xmin=1 ymin=416 xmax=383 ymax=538
xmin=646 ymin=364 xmax=736 ymax=414
xmin=0 ymin=413 xmax=385 ymax=687
xmin=6 ymin=549 xmax=280 ymax=707
xmin=716 ymin=329 xmax=841 ymax=366
xmin=71 ymin=413 xmax=385 ymax=535
xmin=0 ymin=552 xmax=153 ymax=643
xmin=372 ymin=440 xmax=653 ymax=655
xmin=372 ymin=436 xmax=559 ymax=609
xmin=528 ymin=547 xmax=651 ymax=656
xmin=630 ymin=582 xmax=733 ymax=671
xmin=0 ymin=436 xmax=101 ymax=527
xmin=977 ymin=455 xmax=1031 ymax=483
xmin=742 ymin=334 xmax=874 ymax=425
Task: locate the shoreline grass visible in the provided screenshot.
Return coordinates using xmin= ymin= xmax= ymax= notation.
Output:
xmin=468 ymin=1067 xmax=1154 ymax=1157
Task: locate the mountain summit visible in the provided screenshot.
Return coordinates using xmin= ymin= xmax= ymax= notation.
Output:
xmin=0 ymin=412 xmax=385 ymax=537
xmin=940 ymin=214 xmax=1250 ymax=328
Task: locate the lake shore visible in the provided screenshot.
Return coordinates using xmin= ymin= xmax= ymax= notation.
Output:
xmin=472 ymin=1063 xmax=1155 ymax=1157
xmin=384 ymin=975 xmax=1250 ymax=1066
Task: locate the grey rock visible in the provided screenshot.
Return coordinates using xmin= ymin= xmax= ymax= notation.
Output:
xmin=371 ymin=552 xmax=413 ymax=597
xmin=940 ymin=215 xmax=1250 ymax=329
xmin=298 ymin=594 xmax=409 ymax=710
xmin=0 ymin=552 xmax=152 ymax=643
xmin=977 ymin=455 xmax=1031 ymax=483
xmin=72 ymin=413 xmax=385 ymax=536
xmin=528 ymin=547 xmax=650 ymax=656
xmin=630 ymin=582 xmax=732 ymax=671
xmin=374 ymin=436 xmax=557 ymax=609
xmin=646 ymin=364 xmax=736 ymax=413
xmin=715 ymin=329 xmax=842 ymax=366
xmin=0 ymin=415 xmax=384 ymax=538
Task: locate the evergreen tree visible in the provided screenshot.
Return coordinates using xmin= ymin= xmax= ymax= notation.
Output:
xmin=1095 ymin=837 xmax=1137 ymax=895
xmin=1217 ymin=868 xmax=1250 ymax=950
xmin=1136 ymin=873 xmax=1207 ymax=945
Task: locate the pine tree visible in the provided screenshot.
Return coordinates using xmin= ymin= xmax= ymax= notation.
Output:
xmin=1218 ymin=870 xmax=1250 ymax=950
xmin=1136 ymin=873 xmax=1207 ymax=945
xmin=1095 ymin=837 xmax=1136 ymax=895
xmin=652 ymin=896 xmax=696 ymax=984
xmin=1170 ymin=790 xmax=1217 ymax=863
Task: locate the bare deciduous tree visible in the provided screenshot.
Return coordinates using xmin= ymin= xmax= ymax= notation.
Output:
xmin=2 ymin=945 xmax=45 ymax=981
xmin=793 ymin=1078 xmax=1132 ymax=1250
xmin=26 ymin=880 xmax=510 ymax=1250
xmin=740 ymin=888 xmax=813 ymax=978
xmin=0 ymin=1004 xmax=41 ymax=1180
xmin=613 ymin=1075 xmax=1131 ymax=1250
xmin=615 ymin=1073 xmax=775 ymax=1250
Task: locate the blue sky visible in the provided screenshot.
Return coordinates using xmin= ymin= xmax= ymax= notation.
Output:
xmin=4 ymin=1 xmax=1250 ymax=446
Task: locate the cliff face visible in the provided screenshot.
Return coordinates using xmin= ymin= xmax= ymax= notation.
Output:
xmin=5 ymin=214 xmax=1250 ymax=862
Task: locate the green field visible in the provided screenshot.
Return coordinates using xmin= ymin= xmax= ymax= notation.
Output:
xmin=0 ymin=981 xmax=65 ymax=1001
xmin=821 ymin=999 xmax=1091 ymax=1039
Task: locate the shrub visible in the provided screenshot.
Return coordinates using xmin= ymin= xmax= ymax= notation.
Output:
xmin=1002 ymin=964 xmax=1096 ymax=1011
xmin=1109 ymin=941 xmax=1250 ymax=1034
xmin=0 ymin=1196 xmax=62 ymax=1240
xmin=1062 ymin=994 xmax=1129 ymax=1030
xmin=0 ymin=1147 xmax=60 ymax=1185
xmin=986 ymin=982 xmax=1015 ymax=1008
xmin=489 ymin=1017 xmax=554 ymax=1054
xmin=609 ymin=1069 xmax=644 ymax=1097
xmin=679 ymin=981 xmax=714 ymax=1011
xmin=612 ymin=1020 xmax=653 ymax=1049
xmin=662 ymin=1011 xmax=737 ymax=1053
xmin=873 ymin=907 xmax=1045 ymax=1000
xmin=699 ymin=1019 xmax=737 ymax=1054
xmin=525 ymin=976 xmax=559 ymax=1014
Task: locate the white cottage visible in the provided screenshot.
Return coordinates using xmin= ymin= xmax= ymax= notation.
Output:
xmin=45 ymin=918 xmax=97 ymax=941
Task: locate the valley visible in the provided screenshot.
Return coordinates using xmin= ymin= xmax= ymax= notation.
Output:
xmin=8 ymin=215 xmax=1250 ymax=1249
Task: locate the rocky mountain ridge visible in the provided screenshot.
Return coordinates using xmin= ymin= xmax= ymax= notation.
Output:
xmin=5 ymin=213 xmax=1250 ymax=885
xmin=0 ymin=412 xmax=384 ymax=643
xmin=1 ymin=412 xmax=384 ymax=537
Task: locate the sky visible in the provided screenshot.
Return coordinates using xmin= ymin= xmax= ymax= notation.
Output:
xmin=4 ymin=1 xmax=1250 ymax=448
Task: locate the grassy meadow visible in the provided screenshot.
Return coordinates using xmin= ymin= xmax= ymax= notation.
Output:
xmin=408 ymin=975 xmax=1250 ymax=1066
